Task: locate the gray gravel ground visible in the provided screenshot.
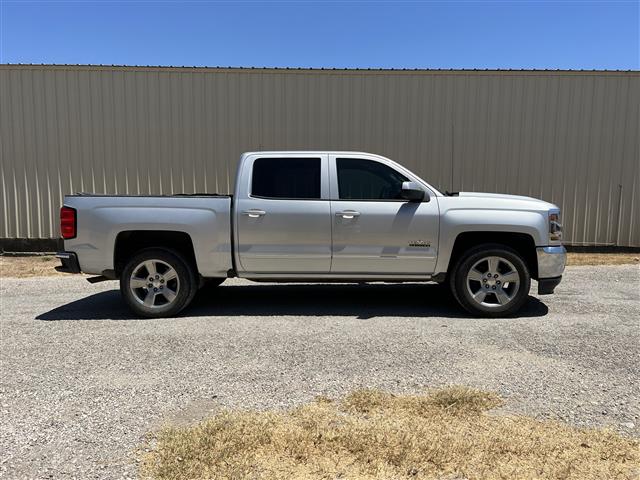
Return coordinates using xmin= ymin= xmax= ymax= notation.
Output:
xmin=1 ymin=264 xmax=639 ymax=479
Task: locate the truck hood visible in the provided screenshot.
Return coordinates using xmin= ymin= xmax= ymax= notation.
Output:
xmin=452 ymin=191 xmax=559 ymax=211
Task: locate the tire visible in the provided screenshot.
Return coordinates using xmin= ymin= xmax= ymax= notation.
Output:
xmin=120 ymin=248 xmax=197 ymax=318
xmin=449 ymin=244 xmax=531 ymax=317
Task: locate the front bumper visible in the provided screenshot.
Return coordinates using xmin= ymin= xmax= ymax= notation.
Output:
xmin=55 ymin=251 xmax=81 ymax=274
xmin=536 ymin=246 xmax=566 ymax=294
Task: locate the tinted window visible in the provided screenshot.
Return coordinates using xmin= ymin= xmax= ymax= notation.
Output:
xmin=337 ymin=158 xmax=408 ymax=200
xmin=251 ymin=158 xmax=321 ymax=199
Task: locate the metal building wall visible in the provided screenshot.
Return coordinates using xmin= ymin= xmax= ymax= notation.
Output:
xmin=1 ymin=65 xmax=638 ymax=246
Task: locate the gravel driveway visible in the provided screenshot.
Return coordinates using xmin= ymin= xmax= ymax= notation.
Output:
xmin=1 ymin=264 xmax=639 ymax=479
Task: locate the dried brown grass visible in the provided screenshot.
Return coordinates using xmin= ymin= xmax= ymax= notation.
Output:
xmin=566 ymin=253 xmax=639 ymax=266
xmin=140 ymin=387 xmax=639 ymax=480
xmin=0 ymin=255 xmax=65 ymax=278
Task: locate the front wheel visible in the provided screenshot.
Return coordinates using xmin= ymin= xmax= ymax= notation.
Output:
xmin=449 ymin=244 xmax=531 ymax=317
xmin=120 ymin=248 xmax=197 ymax=318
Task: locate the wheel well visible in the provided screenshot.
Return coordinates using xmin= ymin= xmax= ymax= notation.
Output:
xmin=448 ymin=232 xmax=538 ymax=279
xmin=113 ymin=231 xmax=197 ymax=276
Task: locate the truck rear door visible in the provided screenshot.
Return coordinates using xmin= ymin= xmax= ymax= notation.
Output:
xmin=234 ymin=154 xmax=332 ymax=273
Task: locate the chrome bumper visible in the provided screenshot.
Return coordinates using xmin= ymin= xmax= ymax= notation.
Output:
xmin=536 ymin=246 xmax=566 ymax=279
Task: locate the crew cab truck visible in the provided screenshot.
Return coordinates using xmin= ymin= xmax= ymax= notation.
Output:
xmin=56 ymin=151 xmax=566 ymax=318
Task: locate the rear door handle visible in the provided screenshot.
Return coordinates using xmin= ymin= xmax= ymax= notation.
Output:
xmin=336 ymin=210 xmax=360 ymax=219
xmin=242 ymin=209 xmax=266 ymax=218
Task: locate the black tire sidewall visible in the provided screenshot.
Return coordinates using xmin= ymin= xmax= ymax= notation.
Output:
xmin=451 ymin=245 xmax=531 ymax=317
xmin=120 ymin=248 xmax=195 ymax=318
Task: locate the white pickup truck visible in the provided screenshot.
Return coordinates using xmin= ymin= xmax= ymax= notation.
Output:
xmin=57 ymin=151 xmax=566 ymax=318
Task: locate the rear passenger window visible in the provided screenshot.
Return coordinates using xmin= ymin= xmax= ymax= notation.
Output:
xmin=251 ymin=158 xmax=321 ymax=199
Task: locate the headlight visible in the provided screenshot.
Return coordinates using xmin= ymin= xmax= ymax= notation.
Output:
xmin=549 ymin=211 xmax=562 ymax=241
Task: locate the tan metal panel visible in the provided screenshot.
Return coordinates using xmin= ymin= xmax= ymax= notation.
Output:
xmin=0 ymin=65 xmax=638 ymax=246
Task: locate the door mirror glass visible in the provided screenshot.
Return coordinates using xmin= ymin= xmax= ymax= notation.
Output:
xmin=401 ymin=182 xmax=426 ymax=202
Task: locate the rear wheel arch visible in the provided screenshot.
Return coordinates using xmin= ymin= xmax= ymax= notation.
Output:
xmin=113 ymin=230 xmax=198 ymax=277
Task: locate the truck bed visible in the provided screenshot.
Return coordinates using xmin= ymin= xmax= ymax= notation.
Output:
xmin=63 ymin=194 xmax=233 ymax=277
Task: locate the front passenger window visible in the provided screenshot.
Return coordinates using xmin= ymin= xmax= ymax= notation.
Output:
xmin=337 ymin=158 xmax=408 ymax=200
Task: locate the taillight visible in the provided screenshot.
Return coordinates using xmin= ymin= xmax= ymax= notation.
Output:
xmin=60 ymin=207 xmax=76 ymax=239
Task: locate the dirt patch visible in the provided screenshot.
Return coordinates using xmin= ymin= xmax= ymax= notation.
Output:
xmin=140 ymin=387 xmax=639 ymax=480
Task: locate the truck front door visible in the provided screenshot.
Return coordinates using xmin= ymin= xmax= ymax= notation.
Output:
xmin=329 ymin=155 xmax=439 ymax=275
xmin=235 ymin=154 xmax=332 ymax=273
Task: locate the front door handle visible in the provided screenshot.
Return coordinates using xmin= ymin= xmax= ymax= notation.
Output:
xmin=242 ymin=209 xmax=266 ymax=218
xmin=336 ymin=210 xmax=360 ymax=219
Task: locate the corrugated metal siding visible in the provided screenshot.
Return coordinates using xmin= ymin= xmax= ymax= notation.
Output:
xmin=1 ymin=65 xmax=638 ymax=246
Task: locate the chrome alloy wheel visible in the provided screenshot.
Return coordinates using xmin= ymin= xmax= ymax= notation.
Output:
xmin=129 ymin=259 xmax=180 ymax=308
xmin=466 ymin=256 xmax=520 ymax=308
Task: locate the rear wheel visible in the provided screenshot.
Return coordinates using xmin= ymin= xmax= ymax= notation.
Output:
xmin=450 ymin=244 xmax=531 ymax=317
xmin=120 ymin=248 xmax=196 ymax=318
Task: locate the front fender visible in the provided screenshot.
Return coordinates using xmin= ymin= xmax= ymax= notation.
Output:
xmin=434 ymin=209 xmax=547 ymax=274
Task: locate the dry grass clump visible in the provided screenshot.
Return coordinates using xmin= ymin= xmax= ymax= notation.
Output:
xmin=0 ymin=255 xmax=64 ymax=278
xmin=343 ymin=386 xmax=502 ymax=416
xmin=566 ymin=252 xmax=639 ymax=266
xmin=140 ymin=387 xmax=639 ymax=480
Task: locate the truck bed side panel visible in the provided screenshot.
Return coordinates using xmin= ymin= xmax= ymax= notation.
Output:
xmin=63 ymin=196 xmax=232 ymax=277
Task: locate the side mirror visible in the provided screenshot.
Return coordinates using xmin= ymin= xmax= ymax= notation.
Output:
xmin=400 ymin=181 xmax=426 ymax=202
